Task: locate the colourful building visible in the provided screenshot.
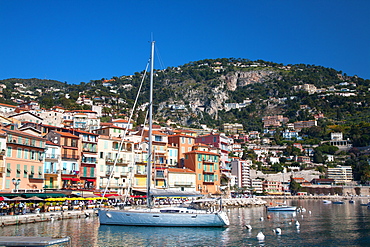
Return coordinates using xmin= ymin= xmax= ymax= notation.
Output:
xmin=183 ymin=144 xmax=221 ymax=195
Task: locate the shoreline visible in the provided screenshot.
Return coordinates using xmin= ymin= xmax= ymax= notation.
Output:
xmin=0 ymin=209 xmax=95 ymax=227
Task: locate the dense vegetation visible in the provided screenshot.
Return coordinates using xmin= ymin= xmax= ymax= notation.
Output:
xmin=1 ymin=58 xmax=370 ymax=183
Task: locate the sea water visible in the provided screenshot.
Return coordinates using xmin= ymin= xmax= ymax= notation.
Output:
xmin=0 ymin=199 xmax=369 ymax=246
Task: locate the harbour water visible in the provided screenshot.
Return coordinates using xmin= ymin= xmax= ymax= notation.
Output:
xmin=0 ymin=199 xmax=369 ymax=246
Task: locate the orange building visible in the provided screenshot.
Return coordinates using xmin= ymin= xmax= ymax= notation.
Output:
xmin=183 ymin=144 xmax=221 ymax=195
xmin=3 ymin=126 xmax=46 ymax=192
xmin=168 ymin=134 xmax=195 ymax=167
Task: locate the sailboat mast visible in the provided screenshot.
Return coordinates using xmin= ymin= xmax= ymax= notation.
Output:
xmin=147 ymin=41 xmax=155 ymax=208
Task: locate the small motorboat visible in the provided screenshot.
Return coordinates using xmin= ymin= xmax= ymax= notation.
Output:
xmin=323 ymin=200 xmax=332 ymax=204
xmin=332 ymin=201 xmax=344 ymax=204
xmin=267 ymin=203 xmax=297 ymax=211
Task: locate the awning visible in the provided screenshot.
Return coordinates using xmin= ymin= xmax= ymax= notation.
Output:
xmin=83 ymin=154 xmax=98 ymax=158
xmin=62 ymin=178 xmax=72 ymax=180
xmin=86 ymin=179 xmax=95 ymax=182
xmin=71 ymin=178 xmax=80 ymax=181
xmin=150 ymin=189 xmax=203 ymax=197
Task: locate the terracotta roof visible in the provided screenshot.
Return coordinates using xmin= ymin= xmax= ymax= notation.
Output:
xmin=168 ymin=168 xmax=195 ymax=173
xmin=53 ymin=131 xmax=79 ymax=139
xmin=185 ymin=150 xmax=220 ymax=156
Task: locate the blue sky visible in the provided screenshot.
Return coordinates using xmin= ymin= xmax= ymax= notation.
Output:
xmin=0 ymin=1 xmax=369 ymax=84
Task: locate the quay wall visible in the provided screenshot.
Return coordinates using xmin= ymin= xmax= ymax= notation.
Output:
xmin=0 ymin=209 xmax=95 ymax=227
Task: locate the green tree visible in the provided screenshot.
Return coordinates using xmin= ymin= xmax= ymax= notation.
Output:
xmin=289 ymin=176 xmax=301 ymax=195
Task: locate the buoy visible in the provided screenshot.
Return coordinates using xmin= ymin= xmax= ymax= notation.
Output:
xmin=245 ymin=224 xmax=252 ymax=230
xmin=309 ymin=211 xmax=312 ymax=214
xmin=275 ymin=228 xmax=282 ymax=235
xmin=260 ymin=217 xmax=264 ymax=221
xmin=267 ymin=215 xmax=271 ymax=219
xmin=257 ymin=232 xmax=265 ymax=241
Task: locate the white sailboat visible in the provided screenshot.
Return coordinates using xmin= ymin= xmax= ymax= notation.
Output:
xmin=98 ymin=41 xmax=229 ymax=227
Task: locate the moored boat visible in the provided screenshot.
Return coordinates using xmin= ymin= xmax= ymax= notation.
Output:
xmin=267 ymin=203 xmax=297 ymax=211
xmin=332 ymin=201 xmax=344 ymax=204
xmin=98 ymin=41 xmax=229 ymax=227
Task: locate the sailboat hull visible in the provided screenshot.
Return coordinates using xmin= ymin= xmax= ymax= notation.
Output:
xmin=98 ymin=209 xmax=229 ymax=227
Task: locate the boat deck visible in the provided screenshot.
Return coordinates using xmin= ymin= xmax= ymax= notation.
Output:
xmin=0 ymin=236 xmax=70 ymax=246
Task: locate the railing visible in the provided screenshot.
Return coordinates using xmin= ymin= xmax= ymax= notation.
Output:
xmin=61 ymin=170 xmax=79 ymax=175
xmin=44 ymin=169 xmax=59 ymax=174
xmin=174 ymin=181 xmax=193 ymax=186
xmin=106 ymin=158 xmax=130 ymax=164
xmin=61 ymin=155 xmax=79 ymax=160
xmin=7 ymin=139 xmax=43 ymax=148
xmin=45 ymin=154 xmax=60 ymax=159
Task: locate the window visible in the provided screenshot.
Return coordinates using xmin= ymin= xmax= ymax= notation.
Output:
xmin=31 ymin=151 xmax=36 ymax=160
xmin=182 ymin=147 xmax=185 ymax=153
xmin=24 ymin=165 xmax=28 ymax=178
xmin=197 ymin=154 xmax=202 ymax=162
xmin=155 ymin=136 xmax=162 ymax=142
xmin=91 ymin=167 xmax=95 ymax=177
xmin=198 ymin=174 xmax=201 ymax=180
xmin=24 ymin=149 xmax=29 ymax=159
xmin=16 ymin=164 xmax=21 ymax=178
xmin=83 ymin=167 xmax=87 ymax=177
xmin=181 ymin=137 xmax=185 ymax=144
xmin=198 ymin=162 xmax=201 ymax=169
xmin=6 ymin=163 xmax=11 ymax=177
xmin=18 ymin=136 xmax=22 ymax=144
xmin=5 ymin=179 xmax=11 ymax=189
xmin=32 ymin=139 xmax=36 ymax=146
xmin=17 ymin=148 xmax=22 ymax=158
xmin=38 ymin=166 xmax=42 ymax=177
xmin=31 ymin=166 xmax=35 ymax=177
xmin=203 ymin=165 xmax=207 ymax=171
xmin=214 ymin=163 xmax=218 ymax=170
xmin=6 ymin=147 xmax=12 ymax=157
xmin=71 ymin=139 xmax=77 ymax=147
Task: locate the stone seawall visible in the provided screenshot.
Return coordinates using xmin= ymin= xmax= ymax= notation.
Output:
xmin=0 ymin=209 xmax=95 ymax=227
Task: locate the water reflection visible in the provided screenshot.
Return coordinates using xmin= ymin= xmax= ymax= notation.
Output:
xmin=0 ymin=200 xmax=369 ymax=246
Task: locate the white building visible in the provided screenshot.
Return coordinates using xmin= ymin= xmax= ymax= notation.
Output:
xmin=327 ymin=165 xmax=353 ymax=185
xmin=231 ymin=158 xmax=252 ymax=188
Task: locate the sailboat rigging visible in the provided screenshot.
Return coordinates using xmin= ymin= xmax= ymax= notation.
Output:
xmin=97 ymin=41 xmax=229 ymax=227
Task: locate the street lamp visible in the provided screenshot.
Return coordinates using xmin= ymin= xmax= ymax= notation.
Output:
xmin=12 ymin=178 xmax=21 ymax=192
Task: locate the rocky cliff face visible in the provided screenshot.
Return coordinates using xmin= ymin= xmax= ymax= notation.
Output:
xmin=224 ymin=70 xmax=279 ymax=91
xmin=156 ymin=69 xmax=281 ymax=126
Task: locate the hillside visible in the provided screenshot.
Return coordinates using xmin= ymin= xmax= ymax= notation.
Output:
xmin=1 ymin=58 xmax=370 ymax=133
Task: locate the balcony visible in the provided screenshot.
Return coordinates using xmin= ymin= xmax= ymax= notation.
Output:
xmin=61 ymin=155 xmax=79 ymax=160
xmin=106 ymin=158 xmax=130 ymax=165
xmin=8 ymin=139 xmax=42 ymax=148
xmin=44 ymin=169 xmax=59 ymax=174
xmin=45 ymin=154 xmax=60 ymax=160
xmin=174 ymin=181 xmax=193 ymax=186
xmin=61 ymin=170 xmax=79 ymax=175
